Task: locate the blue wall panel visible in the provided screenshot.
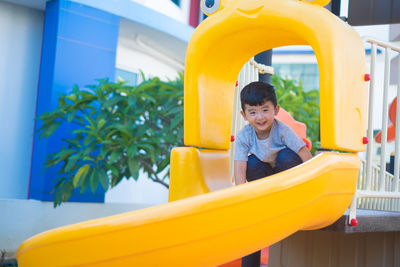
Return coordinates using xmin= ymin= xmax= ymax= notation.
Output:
xmin=30 ymin=0 xmax=119 ymax=202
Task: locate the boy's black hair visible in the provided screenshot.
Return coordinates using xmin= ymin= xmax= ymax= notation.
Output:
xmin=240 ymin=81 xmax=277 ymax=111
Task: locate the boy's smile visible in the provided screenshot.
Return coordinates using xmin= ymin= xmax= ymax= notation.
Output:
xmin=241 ymin=101 xmax=280 ymax=140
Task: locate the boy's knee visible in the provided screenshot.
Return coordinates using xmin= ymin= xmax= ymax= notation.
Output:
xmin=246 ymin=155 xmax=274 ymax=181
xmin=247 ymin=155 xmax=260 ymax=170
xmin=275 ymin=148 xmax=302 ymax=172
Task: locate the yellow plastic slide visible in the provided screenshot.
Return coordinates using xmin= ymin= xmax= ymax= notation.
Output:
xmin=18 ymin=0 xmax=368 ymax=265
xmin=17 ymin=152 xmax=359 ymax=266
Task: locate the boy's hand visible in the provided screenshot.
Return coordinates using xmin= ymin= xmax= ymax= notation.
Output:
xmin=234 ymin=160 xmax=247 ymax=185
xmin=297 ymin=146 xmax=312 ymax=162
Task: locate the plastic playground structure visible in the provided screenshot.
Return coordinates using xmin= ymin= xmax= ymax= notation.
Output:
xmin=17 ymin=0 xmax=385 ymax=266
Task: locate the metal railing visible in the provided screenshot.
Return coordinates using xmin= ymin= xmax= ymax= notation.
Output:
xmin=349 ymin=38 xmax=400 ymax=224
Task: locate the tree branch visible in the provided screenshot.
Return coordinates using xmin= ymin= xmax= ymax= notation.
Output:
xmin=139 ymin=160 xmax=169 ymax=188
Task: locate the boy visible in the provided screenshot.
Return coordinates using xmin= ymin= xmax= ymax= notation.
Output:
xmin=234 ymin=81 xmax=312 ymax=267
xmin=234 ymin=81 xmax=312 ymax=185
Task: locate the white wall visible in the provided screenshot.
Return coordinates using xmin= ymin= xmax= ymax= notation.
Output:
xmin=354 ymin=24 xmax=390 ymax=42
xmin=0 ymin=199 xmax=151 ymax=252
xmin=116 ymin=39 xmax=182 ymax=81
xmin=0 ymin=2 xmax=43 ymax=199
xmin=105 ymin=171 xmax=169 ymax=205
xmin=273 ymin=52 xmax=317 ymax=64
xmin=130 ymin=0 xmax=190 ymax=24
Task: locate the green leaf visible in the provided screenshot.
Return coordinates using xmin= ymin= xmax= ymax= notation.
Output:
xmin=46 ymin=149 xmax=74 ymax=167
xmin=58 ymin=96 xmax=66 ymax=106
xmin=79 ymin=169 xmax=91 ymax=194
xmin=169 ymin=115 xmax=182 ymax=129
xmin=90 ymin=168 xmax=98 ymax=194
xmin=63 ymin=181 xmax=74 ymax=201
xmin=98 ymin=168 xmax=109 ymax=190
xmin=141 ymin=93 xmax=156 ymax=103
xmin=109 ymin=165 xmax=119 ymax=177
xmin=164 ymin=106 xmax=182 ymax=116
xmin=83 ymin=134 xmax=97 ymax=146
xmin=128 ymin=95 xmax=137 ymax=106
xmin=39 ymin=121 xmax=62 ymax=139
xmin=72 ymin=84 xmax=80 ymax=94
xmin=104 ymin=95 xmax=125 ymax=107
xmin=97 ymin=118 xmax=106 ymax=130
xmin=127 ymin=145 xmax=138 ymax=157
xmin=128 ymin=157 xmax=139 ymax=180
xmin=108 ymin=150 xmax=122 ymax=163
xmin=157 ymin=157 xmax=170 ymax=173
xmin=135 ymin=126 xmax=147 ymax=138
xmin=54 ymin=188 xmax=63 ymax=207
xmin=67 ymin=110 xmax=76 ymax=122
xmin=138 ymin=143 xmax=154 ymax=154
xmin=66 ymin=94 xmax=77 ymax=102
xmin=82 ymin=114 xmax=96 ymax=130
xmin=73 ymin=164 xmax=90 ymax=187
xmin=65 ymin=154 xmax=80 ymax=172
xmin=71 ymin=128 xmax=90 ymax=135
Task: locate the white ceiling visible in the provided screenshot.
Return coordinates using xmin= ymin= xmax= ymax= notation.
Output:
xmin=119 ymin=18 xmax=187 ymax=67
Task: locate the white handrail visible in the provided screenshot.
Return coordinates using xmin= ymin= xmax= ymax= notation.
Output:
xmin=378 ymin=47 xmax=391 ymax=191
xmin=363 ymin=37 xmax=400 ymax=53
xmin=349 ymin=37 xmax=400 ymax=225
xmin=365 ymin=43 xmax=376 ymax=191
xmin=394 ymin=58 xmax=400 ymax=192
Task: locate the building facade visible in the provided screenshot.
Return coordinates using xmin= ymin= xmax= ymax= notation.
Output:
xmin=0 ymin=0 xmax=198 ymax=204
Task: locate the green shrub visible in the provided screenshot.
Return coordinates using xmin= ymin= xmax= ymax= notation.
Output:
xmin=38 ymin=73 xmax=319 ymax=207
xmin=37 ymin=75 xmax=183 ymax=207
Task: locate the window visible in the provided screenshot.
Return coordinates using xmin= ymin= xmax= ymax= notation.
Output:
xmin=115 ymin=68 xmax=138 ymax=86
xmin=272 ymin=63 xmax=319 ymax=92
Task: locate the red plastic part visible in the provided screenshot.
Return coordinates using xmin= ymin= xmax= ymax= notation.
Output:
xmin=235 ymin=80 xmax=238 ymax=87
xmin=231 ymin=135 xmax=235 ymax=142
xmin=364 ymin=74 xmax=371 ymax=81
xmin=362 ymin=136 xmax=369 ymax=144
xmin=350 ymin=218 xmax=358 ymax=226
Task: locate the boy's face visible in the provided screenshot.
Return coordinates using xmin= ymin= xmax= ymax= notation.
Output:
xmin=241 ymin=100 xmax=280 ymax=138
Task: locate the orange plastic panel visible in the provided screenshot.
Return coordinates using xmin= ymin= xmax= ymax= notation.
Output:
xmin=375 ymin=97 xmax=396 ymax=143
xmin=276 ymin=108 xmax=312 ymax=150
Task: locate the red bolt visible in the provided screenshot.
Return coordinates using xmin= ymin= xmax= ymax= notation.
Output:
xmin=350 ymin=218 xmax=358 ymax=226
xmin=364 ymin=74 xmax=371 ymax=81
xmin=231 ymin=135 xmax=235 ymax=142
xmin=235 ymin=81 xmax=239 ymax=87
xmin=362 ymin=137 xmax=369 ymax=144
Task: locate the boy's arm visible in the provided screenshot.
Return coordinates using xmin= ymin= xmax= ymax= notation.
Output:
xmin=234 ymin=160 xmax=247 ymax=185
xmin=297 ymin=146 xmax=312 ymax=162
